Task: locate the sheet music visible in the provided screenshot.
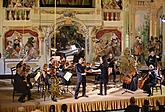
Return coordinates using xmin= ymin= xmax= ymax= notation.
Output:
xmin=64 ymin=72 xmax=72 ymax=81
xmin=91 ymin=69 xmax=101 ymax=73
xmin=34 ymin=71 xmax=40 ymax=81
xmin=81 ymin=73 xmax=86 ymax=76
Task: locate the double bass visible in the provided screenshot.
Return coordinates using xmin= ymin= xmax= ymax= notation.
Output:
xmin=123 ymin=69 xmax=137 ymax=84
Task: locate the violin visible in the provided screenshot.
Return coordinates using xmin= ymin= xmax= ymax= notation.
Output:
xmin=47 ymin=68 xmax=56 ymax=75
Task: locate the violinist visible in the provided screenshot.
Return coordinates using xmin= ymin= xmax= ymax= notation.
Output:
xmin=48 ymin=57 xmax=56 ymax=70
xmin=56 ymin=56 xmax=72 ymax=84
xmin=74 ymin=57 xmax=88 ymax=99
xmin=143 ymin=64 xmax=157 ymax=96
xmin=42 ymin=64 xmax=51 ymax=91
xmin=14 ymin=62 xmax=32 ymax=103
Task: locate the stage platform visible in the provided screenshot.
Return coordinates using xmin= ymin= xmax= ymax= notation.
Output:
xmin=0 ymin=79 xmax=165 ymax=112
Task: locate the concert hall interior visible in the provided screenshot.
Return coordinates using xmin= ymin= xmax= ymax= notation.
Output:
xmin=0 ymin=0 xmax=165 ymax=112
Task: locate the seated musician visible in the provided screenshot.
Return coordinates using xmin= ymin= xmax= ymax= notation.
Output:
xmin=14 ymin=62 xmax=32 ymax=103
xmin=147 ymin=48 xmax=157 ymax=68
xmin=45 ymin=58 xmax=58 ymax=90
xmin=56 ymin=56 xmax=72 ymax=85
xmin=143 ymin=64 xmax=157 ymax=96
xmin=42 ymin=64 xmax=51 ymax=91
xmin=123 ymin=71 xmax=138 ymax=91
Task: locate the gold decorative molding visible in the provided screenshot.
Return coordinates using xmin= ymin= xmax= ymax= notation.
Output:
xmin=41 ymin=9 xmax=54 ymax=14
xmin=40 ymin=8 xmax=95 ymax=15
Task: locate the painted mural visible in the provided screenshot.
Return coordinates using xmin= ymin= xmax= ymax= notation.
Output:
xmin=3 ymin=0 xmax=36 ymax=8
xmin=4 ymin=30 xmax=40 ymax=60
xmin=94 ymin=29 xmax=121 ymax=61
xmin=40 ymin=0 xmax=93 ymax=7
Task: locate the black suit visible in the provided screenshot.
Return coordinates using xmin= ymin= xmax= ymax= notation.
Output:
xmin=143 ymin=70 xmax=157 ymax=95
xmin=147 ymin=55 xmax=157 ymax=67
xmin=14 ymin=73 xmax=31 ymax=100
xmin=74 ymin=63 xmax=86 ymax=98
xmin=98 ymin=63 xmax=109 ymax=95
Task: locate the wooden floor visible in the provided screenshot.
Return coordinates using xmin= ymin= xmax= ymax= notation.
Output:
xmin=0 ymin=79 xmax=165 ymax=112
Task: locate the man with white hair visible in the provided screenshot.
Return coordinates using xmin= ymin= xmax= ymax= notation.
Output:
xmin=143 ymin=64 xmax=157 ymax=96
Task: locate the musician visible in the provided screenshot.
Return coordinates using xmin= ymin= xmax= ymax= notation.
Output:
xmin=42 ymin=64 xmax=51 ymax=91
xmin=46 ymin=58 xmax=58 ymax=90
xmin=74 ymin=57 xmax=88 ymax=99
xmin=48 ymin=57 xmax=56 ymax=69
xmin=107 ymin=53 xmax=116 ymax=83
xmin=143 ymin=64 xmax=157 ymax=96
xmin=56 ymin=56 xmax=72 ymax=85
xmin=133 ymin=36 xmax=144 ymax=62
xmin=147 ymin=48 xmax=158 ymax=68
xmin=97 ymin=55 xmax=109 ymax=95
xmin=14 ymin=62 xmax=32 ymax=103
xmin=121 ymin=48 xmax=138 ymax=91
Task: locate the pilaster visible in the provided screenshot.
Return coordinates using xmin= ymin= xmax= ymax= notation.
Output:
xmin=0 ymin=1 xmax=2 ymax=55
xmin=162 ymin=0 xmax=165 ymax=69
xmin=130 ymin=9 xmax=136 ymax=47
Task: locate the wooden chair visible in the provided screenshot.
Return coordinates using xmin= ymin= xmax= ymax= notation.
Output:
xmin=151 ymin=77 xmax=162 ymax=95
xmin=11 ymin=67 xmax=43 ymax=102
xmin=11 ymin=67 xmax=22 ymax=102
xmin=151 ymin=69 xmax=162 ymax=95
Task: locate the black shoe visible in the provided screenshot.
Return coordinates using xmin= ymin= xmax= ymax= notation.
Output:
xmin=27 ymin=97 xmax=34 ymax=101
xmin=98 ymin=93 xmax=103 ymax=95
xmin=74 ymin=96 xmax=78 ymax=99
xmin=82 ymin=95 xmax=88 ymax=97
xmin=147 ymin=93 xmax=153 ymax=96
xmin=18 ymin=98 xmax=25 ymax=103
xmin=51 ymin=96 xmax=57 ymax=102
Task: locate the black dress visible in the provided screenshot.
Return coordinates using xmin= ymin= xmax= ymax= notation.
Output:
xmin=97 ymin=63 xmax=109 ymax=95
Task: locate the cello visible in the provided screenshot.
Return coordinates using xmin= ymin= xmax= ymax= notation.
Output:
xmin=138 ymin=73 xmax=149 ymax=89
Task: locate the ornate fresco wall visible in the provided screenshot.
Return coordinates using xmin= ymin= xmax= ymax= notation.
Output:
xmin=93 ymin=29 xmax=121 ymax=61
xmin=4 ymin=29 xmax=40 ymax=61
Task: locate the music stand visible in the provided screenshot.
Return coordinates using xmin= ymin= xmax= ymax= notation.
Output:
xmin=63 ymin=72 xmax=73 ymax=95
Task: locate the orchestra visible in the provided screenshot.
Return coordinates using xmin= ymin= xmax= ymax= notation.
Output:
xmin=12 ymin=46 xmax=162 ymax=103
